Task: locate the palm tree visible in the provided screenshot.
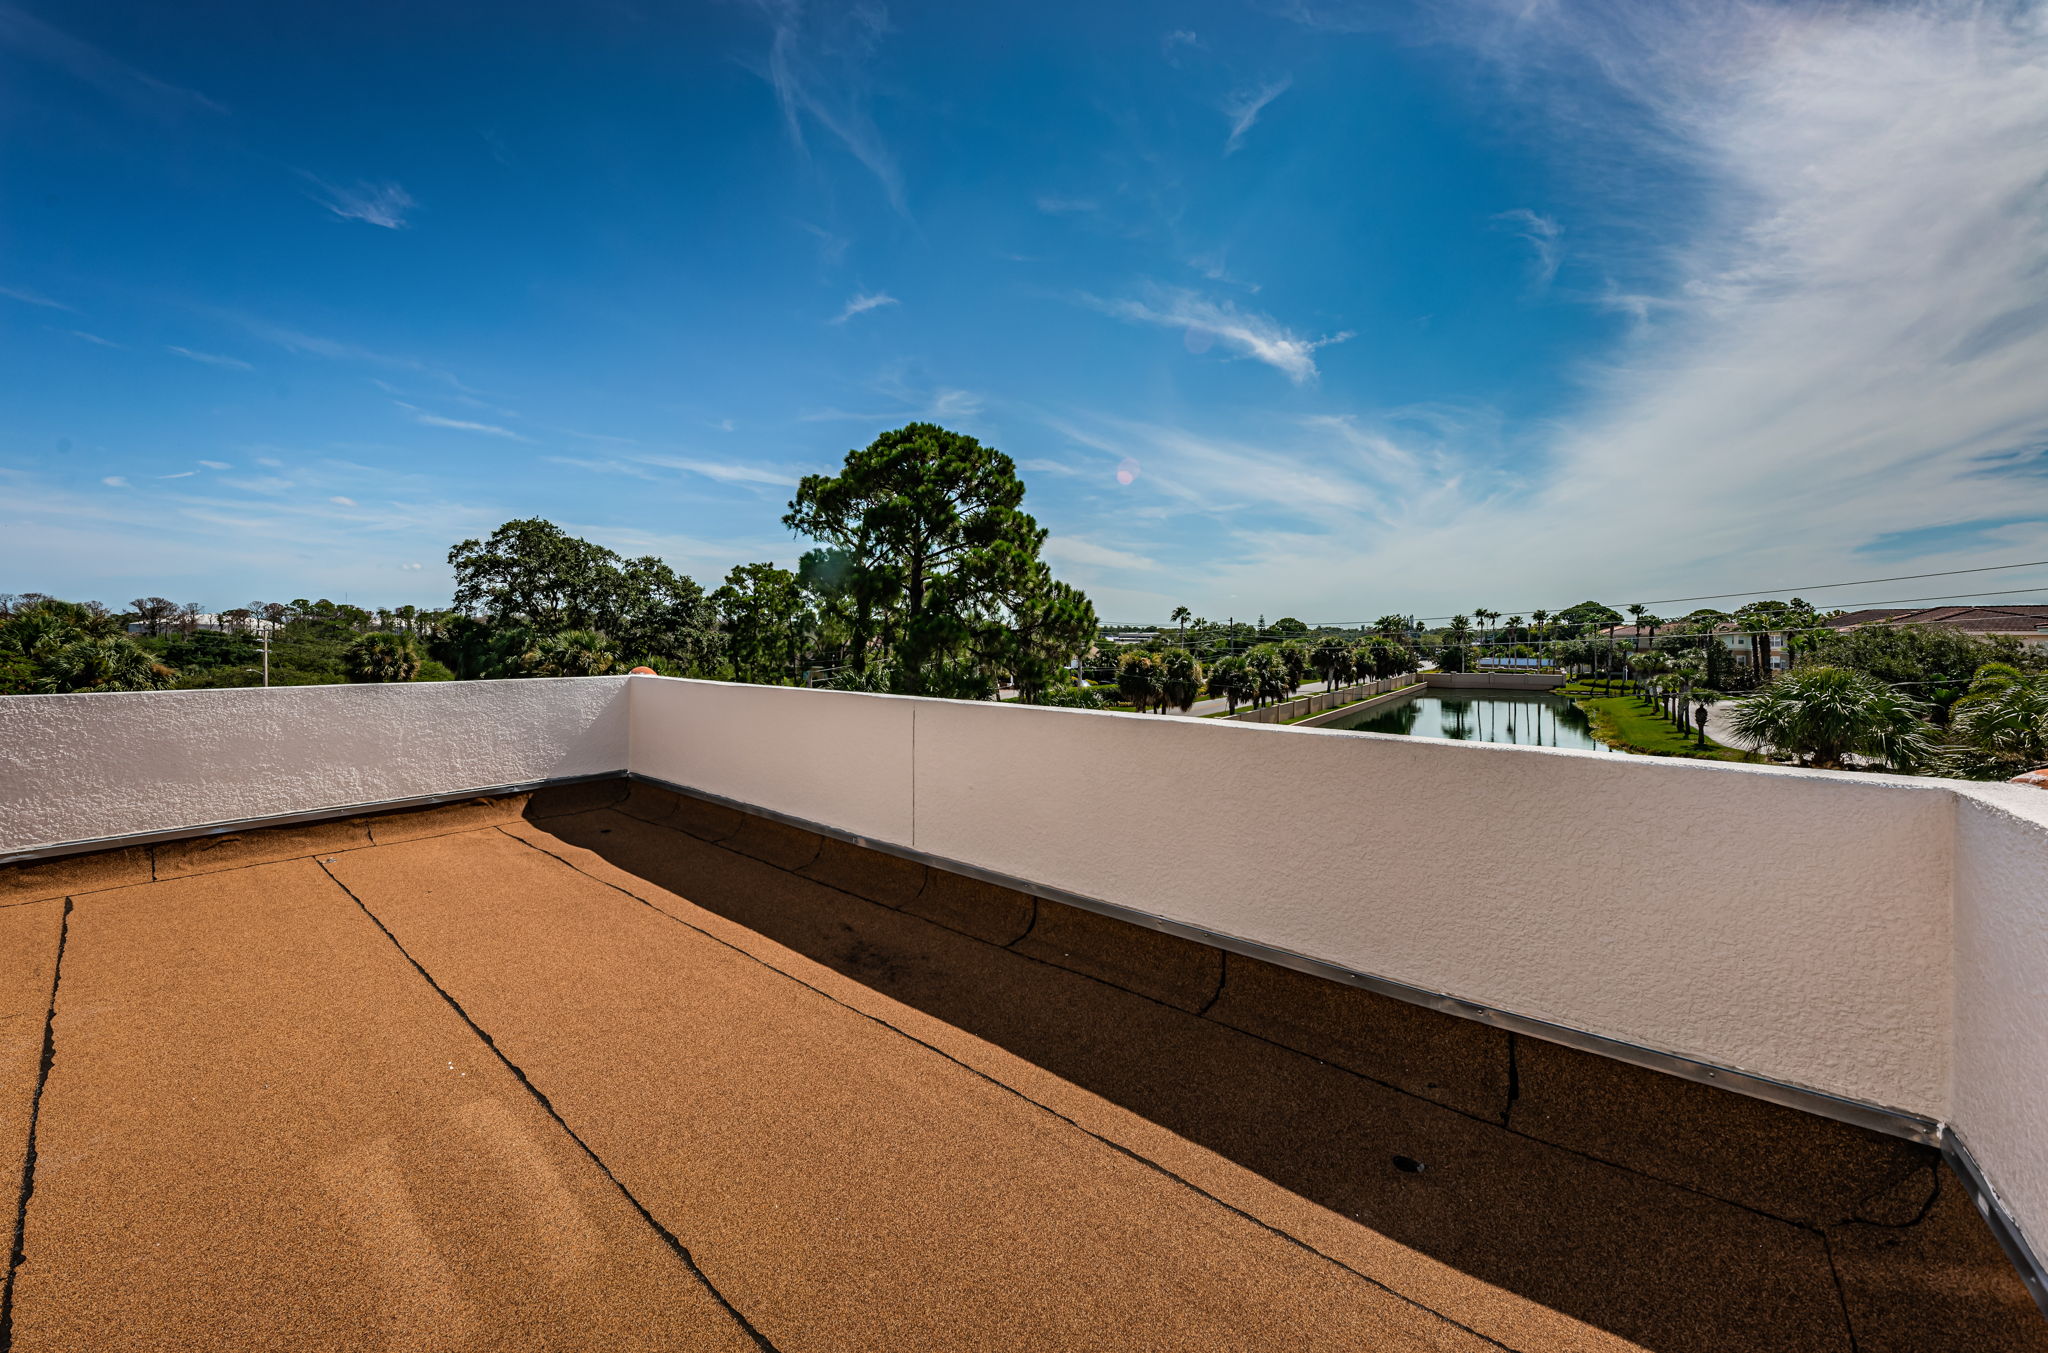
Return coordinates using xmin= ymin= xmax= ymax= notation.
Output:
xmin=1117 ymin=649 xmax=1163 ymax=712
xmin=523 ymin=630 xmax=616 ymax=678
xmin=1244 ymin=645 xmax=1290 ymax=707
xmin=1530 ymin=608 xmax=1550 ymax=649
xmin=1940 ymin=664 xmax=2048 ymax=779
xmin=1311 ymin=635 xmax=1352 ymax=690
xmin=1171 ymin=605 xmax=1191 ymax=646
xmin=1474 ymin=608 xmax=1497 ymax=659
xmin=1206 ymin=655 xmax=1254 ymax=713
xmin=344 ymin=632 xmax=423 ymax=683
xmin=1729 ymin=667 xmax=1938 ymax=771
xmin=1669 ymin=650 xmax=1710 ymax=729
xmin=1628 ymin=650 xmax=1671 ymax=716
xmin=1373 ymin=614 xmax=1407 ymax=642
xmin=1690 ymin=687 xmax=1723 ymax=747
xmin=1158 ymin=648 xmax=1204 ymax=712
xmin=30 ymin=635 xmax=177 ymax=693
xmin=1276 ymin=639 xmax=1310 ymax=694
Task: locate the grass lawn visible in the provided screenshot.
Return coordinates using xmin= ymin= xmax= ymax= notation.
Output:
xmin=1577 ymin=694 xmax=1753 ymax=762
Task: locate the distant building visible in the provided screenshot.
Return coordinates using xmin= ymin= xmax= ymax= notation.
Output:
xmin=128 ymin=613 xmax=279 ymax=637
xmin=1823 ymin=604 xmax=2048 ymax=656
xmin=1607 ymin=604 xmax=2048 ymax=673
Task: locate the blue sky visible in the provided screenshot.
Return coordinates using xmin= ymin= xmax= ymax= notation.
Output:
xmin=5 ymin=0 xmax=2048 ymax=622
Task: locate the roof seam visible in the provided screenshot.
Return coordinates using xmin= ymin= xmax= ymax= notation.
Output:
xmin=496 ymin=824 xmax=1523 ymax=1350
xmin=311 ymin=857 xmax=782 ymax=1353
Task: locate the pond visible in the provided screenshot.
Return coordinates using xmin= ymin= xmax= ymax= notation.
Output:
xmin=1320 ymin=688 xmax=1611 ymax=751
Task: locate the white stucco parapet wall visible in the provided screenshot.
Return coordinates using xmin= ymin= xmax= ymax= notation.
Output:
xmin=2 ymin=674 xmax=2045 ymax=1263
xmin=627 ymin=676 xmax=2048 ymax=1264
xmin=0 ymin=677 xmax=630 ymax=851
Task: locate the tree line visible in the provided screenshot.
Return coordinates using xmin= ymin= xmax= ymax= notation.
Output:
xmin=3 ymin=424 xmax=1099 ymax=700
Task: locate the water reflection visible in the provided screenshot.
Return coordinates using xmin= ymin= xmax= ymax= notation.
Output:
xmin=1324 ymin=690 xmax=1608 ymax=751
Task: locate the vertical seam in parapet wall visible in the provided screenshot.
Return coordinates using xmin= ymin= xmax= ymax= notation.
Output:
xmin=1942 ymin=786 xmax=1961 ymax=1127
xmin=0 ymin=898 xmax=70 ymax=1353
xmin=1502 ymin=1033 xmax=1520 ymax=1128
xmin=1193 ymin=950 xmax=1229 ymax=1018
xmin=311 ymin=860 xmax=782 ymax=1353
xmin=500 ymin=830 xmax=1522 ymax=1351
xmin=909 ymin=703 xmax=918 ymax=850
xmin=626 ymin=674 xmax=640 ymax=779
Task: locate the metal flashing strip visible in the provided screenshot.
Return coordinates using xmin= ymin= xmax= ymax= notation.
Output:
xmin=0 ymin=770 xmax=626 ymax=866
xmin=628 ymin=771 xmax=1942 ymax=1146
xmin=1944 ymin=1128 xmax=2048 ymax=1321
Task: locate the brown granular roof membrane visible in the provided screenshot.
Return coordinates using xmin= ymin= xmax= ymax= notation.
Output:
xmin=0 ymin=784 xmax=2042 ymax=1352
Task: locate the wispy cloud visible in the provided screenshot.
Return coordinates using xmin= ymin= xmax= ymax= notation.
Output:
xmin=1043 ymin=535 xmax=1159 ymax=573
xmin=830 ymin=291 xmax=898 ymax=324
xmin=66 ymin=330 xmax=122 ymax=348
xmin=0 ymin=4 xmax=223 ymax=118
xmin=556 ymin=427 xmax=640 ymax=446
xmin=1222 ymin=76 xmax=1292 ymax=155
xmin=1188 ymin=249 xmax=1259 ymax=292
xmin=406 ymin=408 xmax=529 ymax=441
xmin=1496 ymin=208 xmax=1562 ymax=288
xmin=198 ymin=460 xmax=231 ymax=470
xmin=302 ymin=177 xmax=416 ymax=229
xmin=167 ymin=345 xmax=253 ymax=370
xmin=157 ymin=471 xmax=196 ymax=480
xmin=1035 ymin=195 xmax=1099 ymax=215
xmin=1075 ymin=0 xmax=2048 ymax=616
xmin=100 ymin=476 xmax=128 ymax=488
xmin=549 ymin=453 xmax=804 ymax=489
xmin=232 ymin=316 xmax=471 ymax=389
xmin=637 ymin=455 xmax=802 ymax=488
xmin=1081 ymin=285 xmax=1351 ymax=384
xmin=755 ymin=1 xmax=907 ymax=216
xmin=0 ymin=284 xmax=71 ymax=310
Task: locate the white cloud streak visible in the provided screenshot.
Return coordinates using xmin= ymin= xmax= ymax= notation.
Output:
xmin=1081 ymin=285 xmax=1352 ymax=384
xmin=0 ymin=4 xmax=223 ymax=117
xmin=831 ymin=291 xmax=898 ymax=323
xmin=0 ymin=284 xmax=71 ymax=310
xmin=1496 ymin=208 xmax=1561 ymax=287
xmin=410 ymin=410 xmax=528 ymax=440
xmin=304 ymin=177 xmax=417 ymax=229
xmin=1222 ymin=76 xmax=1292 ymax=155
xmin=167 ymin=345 xmax=254 ymax=370
xmin=756 ymin=1 xmax=907 ymax=216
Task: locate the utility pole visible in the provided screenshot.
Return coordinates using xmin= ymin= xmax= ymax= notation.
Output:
xmin=262 ymin=629 xmax=270 ymax=687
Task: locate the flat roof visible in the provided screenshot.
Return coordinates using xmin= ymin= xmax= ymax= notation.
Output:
xmin=1 ymin=783 xmax=2041 ymax=1351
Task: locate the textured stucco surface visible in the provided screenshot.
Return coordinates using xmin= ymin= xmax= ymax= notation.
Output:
xmin=906 ymin=702 xmax=1956 ymax=1116
xmin=0 ymin=678 xmax=628 ymax=854
xmin=628 ymin=677 xmax=915 ymax=846
xmin=1952 ymin=784 xmax=2048 ymax=1263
